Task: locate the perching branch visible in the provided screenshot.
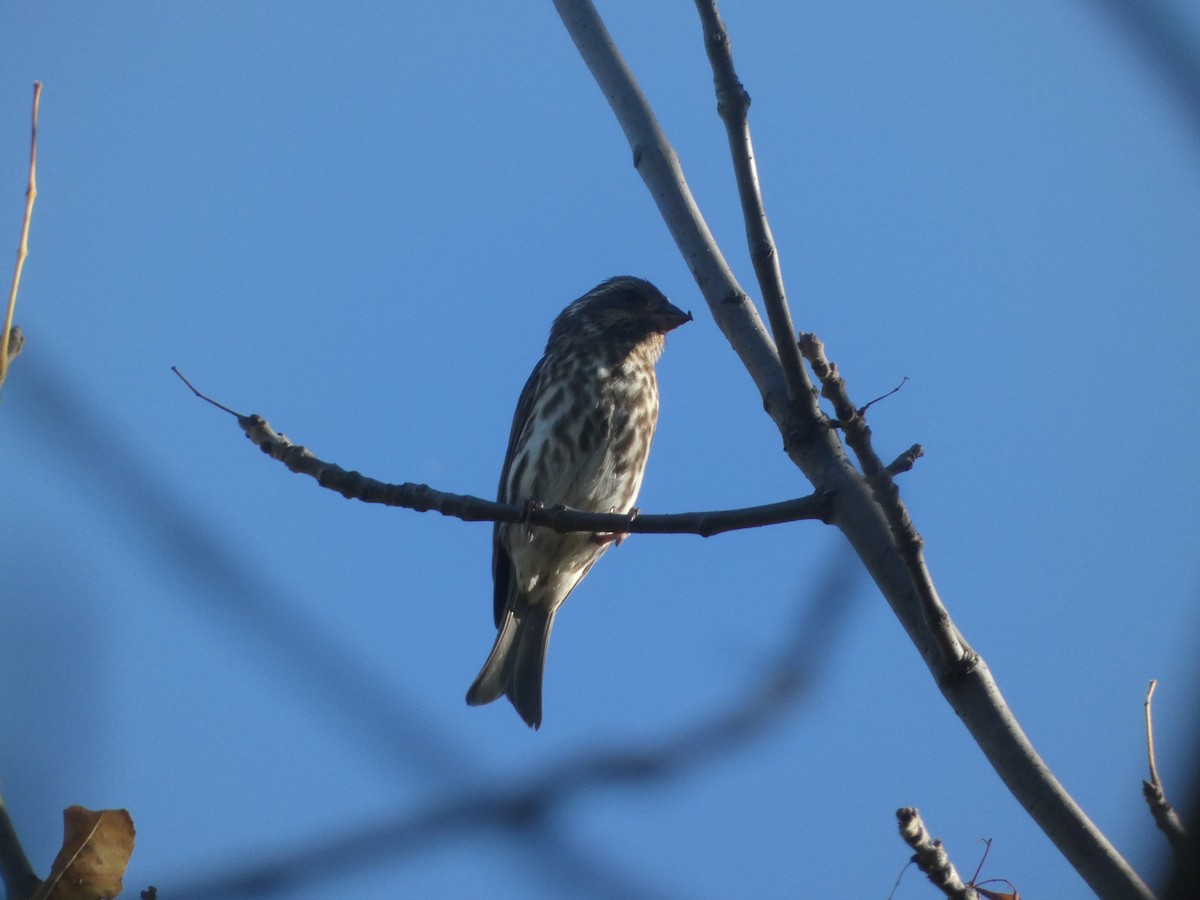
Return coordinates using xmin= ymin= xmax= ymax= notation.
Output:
xmin=1142 ymin=680 xmax=1189 ymax=853
xmin=173 ymin=368 xmax=834 ymax=537
xmin=552 ymin=1 xmax=1154 ymax=897
xmin=1 ymin=82 xmax=40 ymax=392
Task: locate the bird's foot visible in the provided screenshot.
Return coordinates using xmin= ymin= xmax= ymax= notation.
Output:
xmin=616 ymin=507 xmax=639 ymax=546
xmin=592 ymin=507 xmax=639 ymax=546
xmin=521 ymin=499 xmax=544 ymax=542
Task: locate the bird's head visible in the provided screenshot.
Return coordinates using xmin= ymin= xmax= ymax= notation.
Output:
xmin=548 ymin=276 xmax=692 ymax=350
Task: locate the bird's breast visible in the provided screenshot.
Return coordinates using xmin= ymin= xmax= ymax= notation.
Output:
xmin=505 ymin=353 xmax=659 ymax=514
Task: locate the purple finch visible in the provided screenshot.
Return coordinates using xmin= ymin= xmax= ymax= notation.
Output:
xmin=466 ymin=276 xmax=691 ymax=728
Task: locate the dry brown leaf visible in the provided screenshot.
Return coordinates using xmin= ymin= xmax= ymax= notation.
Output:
xmin=977 ymin=887 xmax=1020 ymax=900
xmin=32 ymin=806 xmax=135 ymax=900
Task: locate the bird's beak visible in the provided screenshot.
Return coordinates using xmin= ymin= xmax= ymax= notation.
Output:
xmin=656 ymin=302 xmax=693 ymax=333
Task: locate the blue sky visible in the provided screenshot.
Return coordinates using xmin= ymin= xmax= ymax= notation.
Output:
xmin=2 ymin=2 xmax=1198 ymax=898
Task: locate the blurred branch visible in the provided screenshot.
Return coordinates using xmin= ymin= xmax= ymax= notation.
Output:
xmin=1 ymin=82 xmax=40 ymax=392
xmin=19 ymin=361 xmax=664 ymax=897
xmin=1142 ymin=680 xmax=1189 ymax=853
xmin=170 ymin=552 xmax=861 ymax=899
xmin=551 ymin=1 xmax=1154 ymax=897
xmin=1090 ymin=0 xmax=1200 ymax=146
xmin=1162 ymin=774 xmax=1200 ymax=899
xmin=0 ymin=793 xmax=40 ymax=900
xmin=23 ymin=363 xmax=467 ymax=778
xmin=173 ymin=368 xmax=836 ymax=536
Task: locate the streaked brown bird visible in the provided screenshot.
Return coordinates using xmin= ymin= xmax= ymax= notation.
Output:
xmin=466 ymin=276 xmax=691 ymax=729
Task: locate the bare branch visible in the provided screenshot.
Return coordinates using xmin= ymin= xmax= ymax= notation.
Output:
xmin=552 ymin=2 xmax=1155 ymax=897
xmin=174 ymin=369 xmax=834 ymax=536
xmin=1142 ymin=680 xmax=1189 ymax=852
xmin=693 ymin=0 xmax=813 ymax=411
xmin=550 ymin=0 xmax=813 ymax=449
xmin=1 ymin=82 xmax=41 ymax=392
xmin=896 ymin=808 xmax=977 ymax=900
xmin=886 ymin=444 xmax=924 ymax=476
xmin=799 ymin=331 xmax=964 ymax=666
xmin=171 ymin=365 xmax=245 ymax=417
xmin=239 ymin=412 xmax=832 ymax=536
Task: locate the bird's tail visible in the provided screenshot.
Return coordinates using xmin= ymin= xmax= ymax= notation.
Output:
xmin=465 ymin=602 xmax=555 ymax=730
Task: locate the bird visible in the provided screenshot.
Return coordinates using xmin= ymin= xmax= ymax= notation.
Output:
xmin=465 ymin=276 xmax=691 ymax=729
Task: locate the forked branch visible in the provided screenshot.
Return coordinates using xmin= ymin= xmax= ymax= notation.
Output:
xmin=1141 ymin=680 xmax=1188 ymax=853
xmin=551 ymin=1 xmax=1154 ymax=896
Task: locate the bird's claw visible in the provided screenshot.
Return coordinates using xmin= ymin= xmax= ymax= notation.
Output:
xmin=521 ymin=499 xmax=544 ymax=542
xmin=616 ymin=507 xmax=639 ymax=546
xmin=592 ymin=507 xmax=638 ymax=546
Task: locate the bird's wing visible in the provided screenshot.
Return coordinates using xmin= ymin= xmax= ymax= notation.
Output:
xmin=492 ymin=356 xmax=547 ymax=626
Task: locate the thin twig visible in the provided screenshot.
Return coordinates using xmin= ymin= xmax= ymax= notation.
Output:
xmin=697 ymin=2 xmax=964 ymax=669
xmin=693 ymin=0 xmax=814 ymax=412
xmin=1 ymin=82 xmax=41 ymax=391
xmin=1141 ymin=679 xmax=1189 ymax=852
xmin=799 ymin=331 xmax=965 ymax=666
xmin=549 ymin=0 xmax=807 ymax=450
xmin=1146 ymin=680 xmax=1162 ymax=787
xmin=171 ymin=366 xmax=245 ymax=417
xmin=968 ymin=837 xmax=993 ymax=887
xmin=859 ymin=376 xmax=909 ymax=416
xmin=175 ymin=368 xmax=834 ymax=536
